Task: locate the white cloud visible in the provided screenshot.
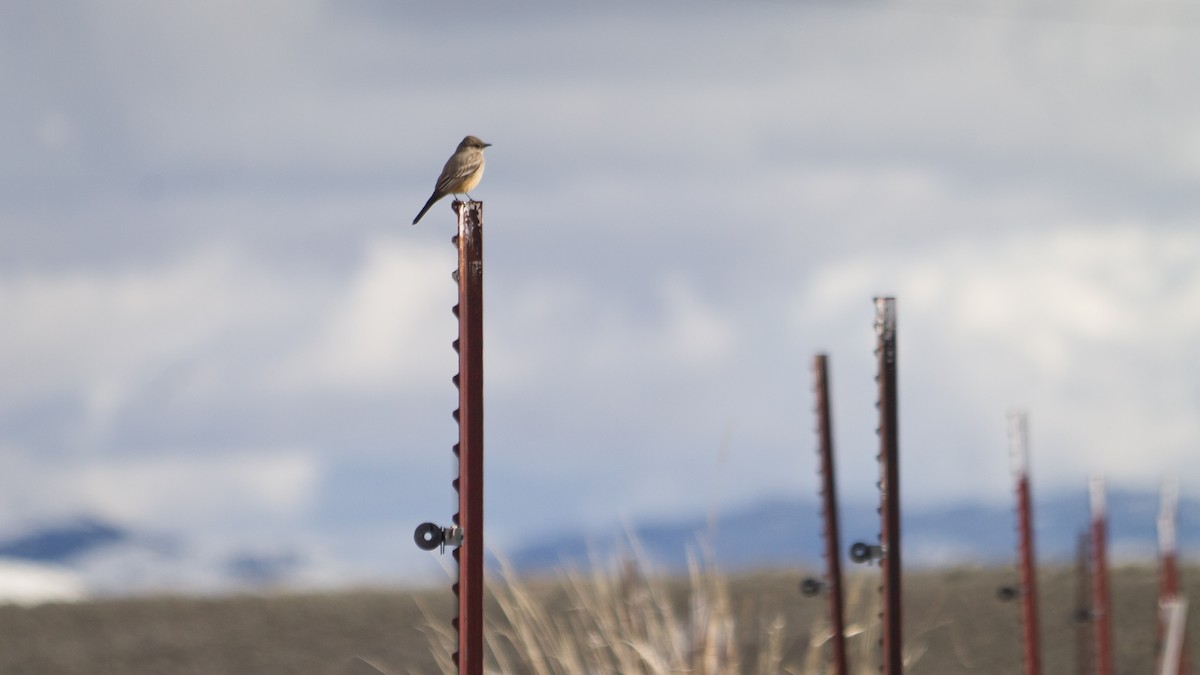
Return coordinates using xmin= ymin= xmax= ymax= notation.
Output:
xmin=267 ymin=237 xmax=456 ymax=391
xmin=573 ymin=276 xmax=738 ymax=374
xmin=487 ymin=273 xmax=737 ymax=392
xmin=0 ymin=450 xmax=320 ymax=532
xmin=83 ymin=452 xmax=320 ymax=523
xmin=798 ymin=225 xmax=1200 ymax=492
xmin=6 ymin=1 xmax=1200 ymax=588
xmin=0 ymin=236 xmax=462 ymax=448
xmin=0 ymin=248 xmax=314 ymax=440
xmin=0 ymin=559 xmax=85 ymax=605
xmin=656 ymin=277 xmax=736 ymax=366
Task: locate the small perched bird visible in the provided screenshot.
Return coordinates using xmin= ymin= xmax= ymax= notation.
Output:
xmin=412 ymin=135 xmax=491 ymax=225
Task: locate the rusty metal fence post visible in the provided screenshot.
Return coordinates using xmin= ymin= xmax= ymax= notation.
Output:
xmin=1073 ymin=531 xmax=1093 ymax=675
xmin=1008 ymin=411 xmax=1042 ymax=675
xmin=1089 ymin=475 xmax=1113 ymax=675
xmin=452 ymin=201 xmax=485 ymax=675
xmin=1156 ymin=479 xmax=1189 ymax=675
xmin=874 ymin=297 xmax=902 ymax=675
xmin=812 ymin=354 xmax=849 ymax=675
xmin=413 ymin=200 xmax=485 ymax=675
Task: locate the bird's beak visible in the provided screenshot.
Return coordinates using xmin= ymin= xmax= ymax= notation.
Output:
xmin=482 ymin=142 xmax=493 ymax=148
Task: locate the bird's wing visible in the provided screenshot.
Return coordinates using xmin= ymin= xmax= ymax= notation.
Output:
xmin=435 ymin=152 xmax=484 ymax=194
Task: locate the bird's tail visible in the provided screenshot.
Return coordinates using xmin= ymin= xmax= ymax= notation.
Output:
xmin=412 ymin=193 xmax=442 ymax=225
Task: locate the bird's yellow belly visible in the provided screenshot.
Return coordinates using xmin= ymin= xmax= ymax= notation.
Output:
xmin=454 ymin=167 xmax=484 ymax=194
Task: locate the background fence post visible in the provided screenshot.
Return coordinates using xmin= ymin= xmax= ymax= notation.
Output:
xmin=874 ymin=297 xmax=902 ymax=675
xmin=813 ymin=354 xmax=849 ymax=675
xmin=1156 ymin=479 xmax=1188 ymax=675
xmin=1089 ymin=475 xmax=1113 ymax=675
xmin=1008 ymin=411 xmax=1042 ymax=675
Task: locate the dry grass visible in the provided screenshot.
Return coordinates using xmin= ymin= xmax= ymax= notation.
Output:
xmin=411 ymin=553 xmax=905 ymax=675
xmin=0 ymin=565 xmax=1195 ymax=673
xmin=409 ymin=563 xmax=1199 ymax=675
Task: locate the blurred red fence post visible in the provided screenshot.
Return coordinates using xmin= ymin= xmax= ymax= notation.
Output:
xmin=1074 ymin=531 xmax=1093 ymax=675
xmin=1156 ymin=479 xmax=1189 ymax=675
xmin=1008 ymin=411 xmax=1042 ymax=675
xmin=1089 ymin=475 xmax=1113 ymax=675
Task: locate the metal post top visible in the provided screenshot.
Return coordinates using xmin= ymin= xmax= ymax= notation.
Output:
xmin=873 ymin=297 xmax=896 ymax=340
xmin=453 ymin=200 xmax=484 ymax=236
xmin=1007 ymin=410 xmax=1029 ymax=475
xmin=1159 ymin=479 xmax=1179 ymax=554
xmin=1089 ymin=475 xmax=1107 ymax=516
xmin=452 ymin=200 xmax=484 ymax=214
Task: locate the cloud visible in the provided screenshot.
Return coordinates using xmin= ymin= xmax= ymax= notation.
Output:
xmin=797 ymin=225 xmax=1200 ymax=496
xmin=268 ymin=237 xmax=456 ymax=391
xmin=77 ymin=452 xmax=320 ymax=526
xmin=5 ymin=0 xmax=1200 ymax=589
xmin=0 ymin=248 xmax=316 ymax=445
xmin=0 ymin=559 xmax=85 ymax=605
xmin=0 ymin=448 xmax=320 ymax=534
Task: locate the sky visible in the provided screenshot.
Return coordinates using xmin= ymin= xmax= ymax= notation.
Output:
xmin=2 ymin=0 xmax=1200 ymax=590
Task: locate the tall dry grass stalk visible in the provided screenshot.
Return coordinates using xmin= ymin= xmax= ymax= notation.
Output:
xmin=799 ymin=572 xmax=926 ymax=675
xmin=410 ymin=552 xmax=750 ymax=675
xmin=799 ymin=573 xmax=863 ymax=675
xmin=493 ymin=555 xmax=746 ymax=674
xmin=411 ymin=561 xmax=918 ymax=675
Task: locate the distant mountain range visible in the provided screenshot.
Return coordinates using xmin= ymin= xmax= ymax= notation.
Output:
xmin=0 ymin=487 xmax=1190 ymax=601
xmin=0 ymin=517 xmax=128 ymax=563
xmin=0 ymin=517 xmax=304 ymax=599
xmin=507 ymin=488 xmax=1195 ymax=574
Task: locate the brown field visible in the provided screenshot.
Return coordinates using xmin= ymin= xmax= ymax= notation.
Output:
xmin=0 ymin=565 xmax=1194 ymax=674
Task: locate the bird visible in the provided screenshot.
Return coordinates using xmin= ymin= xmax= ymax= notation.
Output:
xmin=412 ymin=135 xmax=491 ymax=225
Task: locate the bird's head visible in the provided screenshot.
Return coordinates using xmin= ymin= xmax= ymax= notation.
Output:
xmin=460 ymin=135 xmax=492 ymax=150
